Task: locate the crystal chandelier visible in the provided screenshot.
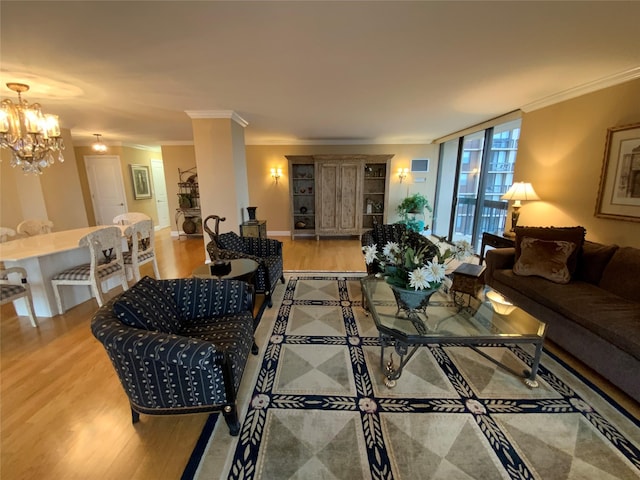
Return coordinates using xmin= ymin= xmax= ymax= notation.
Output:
xmin=92 ymin=133 xmax=107 ymax=153
xmin=0 ymin=82 xmax=65 ymax=174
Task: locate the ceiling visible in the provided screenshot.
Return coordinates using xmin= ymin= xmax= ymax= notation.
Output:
xmin=1 ymin=1 xmax=639 ymax=150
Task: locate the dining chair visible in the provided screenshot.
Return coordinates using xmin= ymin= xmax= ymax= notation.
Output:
xmin=0 ymin=227 xmax=16 ymax=243
xmin=16 ymin=219 xmax=54 ymax=236
xmin=113 ymin=212 xmax=151 ymax=225
xmin=51 ymin=226 xmax=129 ymax=314
xmin=123 ymin=219 xmax=160 ymax=282
xmin=0 ymin=266 xmax=38 ymax=327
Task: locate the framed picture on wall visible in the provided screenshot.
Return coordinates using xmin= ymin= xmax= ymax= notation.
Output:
xmin=595 ymin=122 xmax=640 ymax=222
xmin=130 ymin=164 xmax=152 ymax=200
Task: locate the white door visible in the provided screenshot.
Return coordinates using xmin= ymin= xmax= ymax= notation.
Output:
xmin=84 ymin=155 xmax=128 ymax=225
xmin=151 ymin=159 xmax=170 ymax=228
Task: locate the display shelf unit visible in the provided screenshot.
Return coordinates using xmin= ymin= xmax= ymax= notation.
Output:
xmin=363 ymin=162 xmax=388 ymax=230
xmin=288 ymin=158 xmax=316 ymax=239
xmin=175 ymin=167 xmax=202 ymax=237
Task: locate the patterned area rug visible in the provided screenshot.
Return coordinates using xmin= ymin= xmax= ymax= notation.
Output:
xmin=187 ymin=274 xmax=640 ymax=480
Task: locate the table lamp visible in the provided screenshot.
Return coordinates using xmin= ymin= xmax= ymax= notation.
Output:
xmin=501 ymin=182 xmax=540 ymax=233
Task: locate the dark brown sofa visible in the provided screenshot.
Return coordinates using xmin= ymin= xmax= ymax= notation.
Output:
xmin=485 ymin=233 xmax=640 ymax=402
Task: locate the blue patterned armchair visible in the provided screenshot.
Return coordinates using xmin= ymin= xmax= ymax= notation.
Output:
xmin=91 ymin=276 xmax=256 ymax=435
xmin=204 ymin=215 xmax=285 ymax=307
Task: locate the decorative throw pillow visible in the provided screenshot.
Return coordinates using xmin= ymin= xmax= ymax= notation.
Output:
xmin=217 ymin=232 xmax=245 ymax=252
xmin=575 ymin=241 xmax=619 ymax=284
xmin=513 ymin=237 xmax=577 ymax=284
xmin=113 ymin=276 xmax=181 ymax=333
xmin=514 ymin=226 xmax=585 ymax=277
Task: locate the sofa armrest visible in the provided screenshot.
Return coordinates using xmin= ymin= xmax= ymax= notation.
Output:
xmin=485 ymin=247 xmax=515 ymax=282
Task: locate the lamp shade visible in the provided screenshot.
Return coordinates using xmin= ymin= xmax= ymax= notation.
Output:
xmin=501 ymin=182 xmax=540 ymax=203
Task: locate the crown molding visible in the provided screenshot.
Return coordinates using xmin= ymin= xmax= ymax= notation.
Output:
xmin=521 ymin=66 xmax=640 ymax=113
xmin=185 ymin=110 xmax=249 ymax=127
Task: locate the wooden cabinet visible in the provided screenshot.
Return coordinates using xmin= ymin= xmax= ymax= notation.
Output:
xmin=286 ymin=154 xmax=393 ymax=239
xmin=316 ymin=159 xmax=362 ymax=237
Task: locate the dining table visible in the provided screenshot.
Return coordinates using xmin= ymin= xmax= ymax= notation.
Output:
xmin=0 ymin=225 xmax=128 ymax=318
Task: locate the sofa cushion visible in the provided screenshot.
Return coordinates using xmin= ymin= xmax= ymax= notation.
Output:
xmin=513 ymin=237 xmax=576 ymax=284
xmin=218 ymin=232 xmax=245 ymax=252
xmin=113 ymin=276 xmax=181 ymax=333
xmin=599 ymin=247 xmax=640 ymax=303
xmin=575 ymin=241 xmax=619 ymax=284
xmin=514 ymin=226 xmax=585 ymax=276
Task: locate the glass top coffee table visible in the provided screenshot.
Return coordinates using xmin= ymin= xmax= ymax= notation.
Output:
xmin=360 ymin=275 xmax=547 ymax=388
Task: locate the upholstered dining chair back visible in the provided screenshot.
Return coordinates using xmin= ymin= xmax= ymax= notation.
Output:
xmin=123 ymin=219 xmax=160 ymax=282
xmin=0 ymin=227 xmax=16 ymax=243
xmin=16 ymin=219 xmax=53 ymax=236
xmin=51 ymin=226 xmax=129 ymax=314
xmin=0 ymin=266 xmax=38 ymax=327
xmin=113 ymin=212 xmax=151 ymax=225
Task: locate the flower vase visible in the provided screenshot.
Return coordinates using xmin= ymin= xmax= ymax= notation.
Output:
xmin=388 ymin=283 xmax=438 ymax=316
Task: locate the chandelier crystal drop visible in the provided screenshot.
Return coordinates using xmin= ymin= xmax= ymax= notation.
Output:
xmin=92 ymin=133 xmax=107 ymax=153
xmin=0 ymin=82 xmax=65 ymax=174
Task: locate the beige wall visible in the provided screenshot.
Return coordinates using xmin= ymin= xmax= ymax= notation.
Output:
xmin=160 ymin=144 xmax=197 ymax=232
xmin=74 ymin=145 xmax=161 ymax=226
xmin=246 ymin=144 xmax=439 ymax=232
xmin=516 ymin=78 xmax=640 ymax=247
xmin=1 ymin=128 xmax=88 ymax=232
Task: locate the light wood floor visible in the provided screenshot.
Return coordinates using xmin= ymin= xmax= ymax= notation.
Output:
xmin=1 ymin=230 xmax=637 ymax=480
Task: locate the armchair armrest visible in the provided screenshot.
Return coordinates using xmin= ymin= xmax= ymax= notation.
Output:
xmin=92 ymin=317 xmax=217 ymax=369
xmin=242 ymin=237 xmax=282 ymax=257
xmin=361 ymin=230 xmax=374 ymax=247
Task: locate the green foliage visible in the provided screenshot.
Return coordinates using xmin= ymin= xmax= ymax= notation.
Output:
xmin=396 ymin=193 xmax=432 ymax=232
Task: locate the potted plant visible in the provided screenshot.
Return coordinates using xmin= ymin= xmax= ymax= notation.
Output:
xmin=396 ymin=193 xmax=432 ymax=232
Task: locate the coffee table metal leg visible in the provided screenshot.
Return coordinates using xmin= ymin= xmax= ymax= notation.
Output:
xmin=523 ymin=341 xmax=544 ymax=389
xmin=380 ymin=335 xmax=421 ymax=388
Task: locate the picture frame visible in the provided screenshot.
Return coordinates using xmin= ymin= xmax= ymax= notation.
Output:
xmin=130 ymin=164 xmax=152 ymax=200
xmin=595 ymin=122 xmax=640 ymax=222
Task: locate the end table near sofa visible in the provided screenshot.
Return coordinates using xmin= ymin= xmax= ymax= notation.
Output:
xmin=240 ymin=220 xmax=267 ymax=238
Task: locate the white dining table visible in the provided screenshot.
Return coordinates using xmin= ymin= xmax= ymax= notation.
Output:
xmin=0 ymin=225 xmax=128 ymax=318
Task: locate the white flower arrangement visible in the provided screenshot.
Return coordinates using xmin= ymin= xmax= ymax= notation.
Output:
xmin=362 ymin=235 xmax=473 ymax=291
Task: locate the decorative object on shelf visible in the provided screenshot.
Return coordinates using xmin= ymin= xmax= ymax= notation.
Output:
xmin=130 ymin=164 xmax=152 ymax=199
xmin=0 ymin=82 xmax=64 ymax=174
xmin=396 ymin=193 xmax=432 ymax=232
xmin=295 ymin=221 xmax=306 ymax=229
xmin=397 ymin=167 xmax=409 ymax=183
xmin=299 ymin=206 xmax=308 ymax=214
xmin=247 ymin=206 xmax=258 ymax=222
xmin=270 ymin=167 xmax=282 ymax=184
xmin=179 ymin=194 xmax=192 ymax=208
xmin=183 ymin=219 xmax=197 ymax=234
xmin=300 ymin=188 xmax=306 ymax=194
xmin=91 ymin=133 xmax=107 ymax=153
xmin=486 ymin=289 xmax=516 ymax=315
xmin=595 ymin=122 xmax=640 ymax=223
xmin=500 ymin=181 xmax=540 ymax=232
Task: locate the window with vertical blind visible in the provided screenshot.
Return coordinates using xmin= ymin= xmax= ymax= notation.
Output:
xmin=432 ymin=118 xmax=521 ymax=253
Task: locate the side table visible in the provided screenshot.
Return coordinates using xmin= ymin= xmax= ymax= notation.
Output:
xmin=240 ymin=220 xmax=267 ymax=238
xmin=451 ymin=263 xmax=486 ymax=305
xmin=479 ymin=232 xmax=515 ymax=264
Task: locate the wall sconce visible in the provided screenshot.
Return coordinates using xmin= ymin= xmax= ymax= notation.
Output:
xmin=398 ymin=167 xmax=409 ymax=183
xmin=270 ymin=167 xmax=282 ymax=184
